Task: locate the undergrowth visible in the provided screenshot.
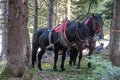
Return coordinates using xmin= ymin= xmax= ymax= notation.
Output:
xmin=1 ymin=50 xmax=120 ymax=80
xmin=91 ymin=55 xmax=120 ymax=80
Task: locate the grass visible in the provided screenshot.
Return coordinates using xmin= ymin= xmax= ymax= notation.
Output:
xmin=31 ymin=60 xmax=94 ymax=80
xmin=0 ymin=64 xmax=6 ymax=74
xmin=0 ymin=57 xmax=95 ymax=80
xmin=0 ymin=65 xmax=14 ymax=80
xmin=0 ymin=50 xmax=110 ymax=80
xmin=0 ymin=60 xmax=14 ymax=80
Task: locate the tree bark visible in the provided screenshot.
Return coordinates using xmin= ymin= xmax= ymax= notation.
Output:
xmin=6 ymin=0 xmax=31 ymax=77
xmin=33 ymin=0 xmax=38 ymax=33
xmin=110 ymin=0 xmax=120 ymax=67
xmin=47 ymin=0 xmax=54 ymax=28
xmin=66 ymin=0 xmax=71 ymax=20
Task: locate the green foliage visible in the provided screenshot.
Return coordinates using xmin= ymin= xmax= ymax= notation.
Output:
xmin=27 ymin=0 xmax=112 ymax=37
xmin=23 ymin=65 xmax=39 ymax=80
xmin=28 ymin=0 xmax=47 ymax=29
xmin=42 ymin=61 xmax=93 ymax=80
xmin=91 ymin=56 xmax=120 ymax=80
xmin=71 ymin=0 xmax=99 ymax=21
xmin=102 ymin=0 xmax=114 ymax=19
xmin=0 ymin=66 xmax=14 ymax=80
xmin=1 ymin=52 xmax=119 ymax=80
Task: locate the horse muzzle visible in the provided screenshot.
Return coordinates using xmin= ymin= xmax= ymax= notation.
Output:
xmin=81 ymin=40 xmax=89 ymax=48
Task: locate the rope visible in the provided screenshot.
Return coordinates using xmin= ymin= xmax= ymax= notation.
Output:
xmin=111 ymin=29 xmax=120 ymax=33
xmin=46 ymin=29 xmax=54 ymax=50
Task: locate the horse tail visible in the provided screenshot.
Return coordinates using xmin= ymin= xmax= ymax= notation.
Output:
xmin=32 ymin=31 xmax=39 ymax=45
xmin=31 ymin=31 xmax=40 ymax=67
xmin=32 ymin=28 xmax=47 ymax=45
xmin=32 ymin=29 xmax=46 ymax=67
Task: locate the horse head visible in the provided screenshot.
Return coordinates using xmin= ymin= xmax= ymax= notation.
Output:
xmin=75 ymin=22 xmax=90 ymax=48
xmin=85 ymin=14 xmax=104 ymax=40
xmin=91 ymin=14 xmax=104 ymax=39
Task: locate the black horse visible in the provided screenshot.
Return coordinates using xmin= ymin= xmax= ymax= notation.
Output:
xmin=32 ymin=21 xmax=90 ymax=71
xmin=69 ymin=14 xmax=104 ymax=69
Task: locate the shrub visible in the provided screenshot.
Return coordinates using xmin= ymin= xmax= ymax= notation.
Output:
xmin=90 ymin=56 xmax=120 ymax=80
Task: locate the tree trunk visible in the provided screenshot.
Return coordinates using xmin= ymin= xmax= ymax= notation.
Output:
xmin=6 ymin=0 xmax=31 ymax=77
xmin=33 ymin=0 xmax=38 ymax=33
xmin=1 ymin=0 xmax=8 ymax=59
xmin=110 ymin=0 xmax=120 ymax=67
xmin=66 ymin=0 xmax=71 ymax=20
xmin=47 ymin=0 xmax=54 ymax=28
xmin=54 ymin=0 xmax=58 ymax=26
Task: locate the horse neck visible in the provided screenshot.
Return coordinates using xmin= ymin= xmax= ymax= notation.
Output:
xmin=86 ymin=18 xmax=96 ymax=38
xmin=66 ymin=22 xmax=77 ymax=42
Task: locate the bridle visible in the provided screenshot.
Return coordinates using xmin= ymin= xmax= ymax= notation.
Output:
xmin=92 ymin=17 xmax=103 ymax=34
xmin=75 ymin=33 xmax=88 ymax=44
xmin=85 ymin=17 xmax=103 ymax=34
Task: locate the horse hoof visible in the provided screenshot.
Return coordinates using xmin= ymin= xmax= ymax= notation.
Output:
xmin=38 ymin=68 xmax=43 ymax=71
xmin=53 ymin=69 xmax=58 ymax=71
xmin=87 ymin=62 xmax=92 ymax=68
xmin=60 ymin=69 xmax=65 ymax=72
xmin=76 ymin=66 xmax=80 ymax=69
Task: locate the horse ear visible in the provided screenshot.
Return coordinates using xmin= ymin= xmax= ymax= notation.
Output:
xmin=92 ymin=13 xmax=95 ymax=17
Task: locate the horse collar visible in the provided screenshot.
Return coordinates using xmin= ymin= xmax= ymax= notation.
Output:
xmin=58 ymin=21 xmax=72 ymax=48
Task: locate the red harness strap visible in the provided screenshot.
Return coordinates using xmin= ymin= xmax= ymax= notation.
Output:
xmin=85 ymin=18 xmax=90 ymax=25
xmin=55 ymin=20 xmax=69 ymax=33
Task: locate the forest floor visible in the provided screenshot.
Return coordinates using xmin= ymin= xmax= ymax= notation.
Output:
xmin=24 ymin=50 xmax=93 ymax=80
xmin=0 ymin=38 xmax=109 ymax=80
xmin=0 ymin=50 xmax=94 ymax=80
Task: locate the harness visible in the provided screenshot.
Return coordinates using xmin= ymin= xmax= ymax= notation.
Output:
xmin=46 ymin=29 xmax=54 ymax=50
xmin=85 ymin=17 xmax=103 ymax=34
xmin=46 ymin=20 xmax=72 ymax=49
xmin=58 ymin=25 xmax=72 ymax=48
xmin=58 ymin=20 xmax=72 ymax=48
xmin=47 ymin=20 xmax=90 ymax=49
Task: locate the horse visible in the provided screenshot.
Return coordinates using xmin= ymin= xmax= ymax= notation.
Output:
xmin=32 ymin=20 xmax=90 ymax=71
xmin=69 ymin=14 xmax=104 ymax=69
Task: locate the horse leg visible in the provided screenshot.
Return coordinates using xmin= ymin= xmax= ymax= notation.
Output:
xmin=32 ymin=44 xmax=39 ymax=68
xmin=69 ymin=51 xmax=73 ymax=66
xmin=69 ymin=47 xmax=76 ymax=66
xmin=87 ymin=49 xmax=92 ymax=68
xmin=73 ymin=52 xmax=78 ymax=66
xmin=53 ymin=50 xmax=58 ymax=71
xmin=60 ymin=51 xmax=66 ymax=71
xmin=38 ymin=49 xmax=45 ymax=70
xmin=76 ymin=51 xmax=82 ymax=69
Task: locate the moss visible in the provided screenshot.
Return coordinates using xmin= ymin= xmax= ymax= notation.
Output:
xmin=23 ymin=65 xmax=39 ymax=80
xmin=0 ymin=68 xmax=14 ymax=80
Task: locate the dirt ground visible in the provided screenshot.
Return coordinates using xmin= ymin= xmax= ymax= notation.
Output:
xmin=0 ymin=49 xmax=89 ymax=80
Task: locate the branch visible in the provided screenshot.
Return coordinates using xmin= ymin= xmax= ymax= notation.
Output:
xmin=42 ymin=0 xmax=56 ymax=17
xmin=76 ymin=0 xmax=94 ymax=21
